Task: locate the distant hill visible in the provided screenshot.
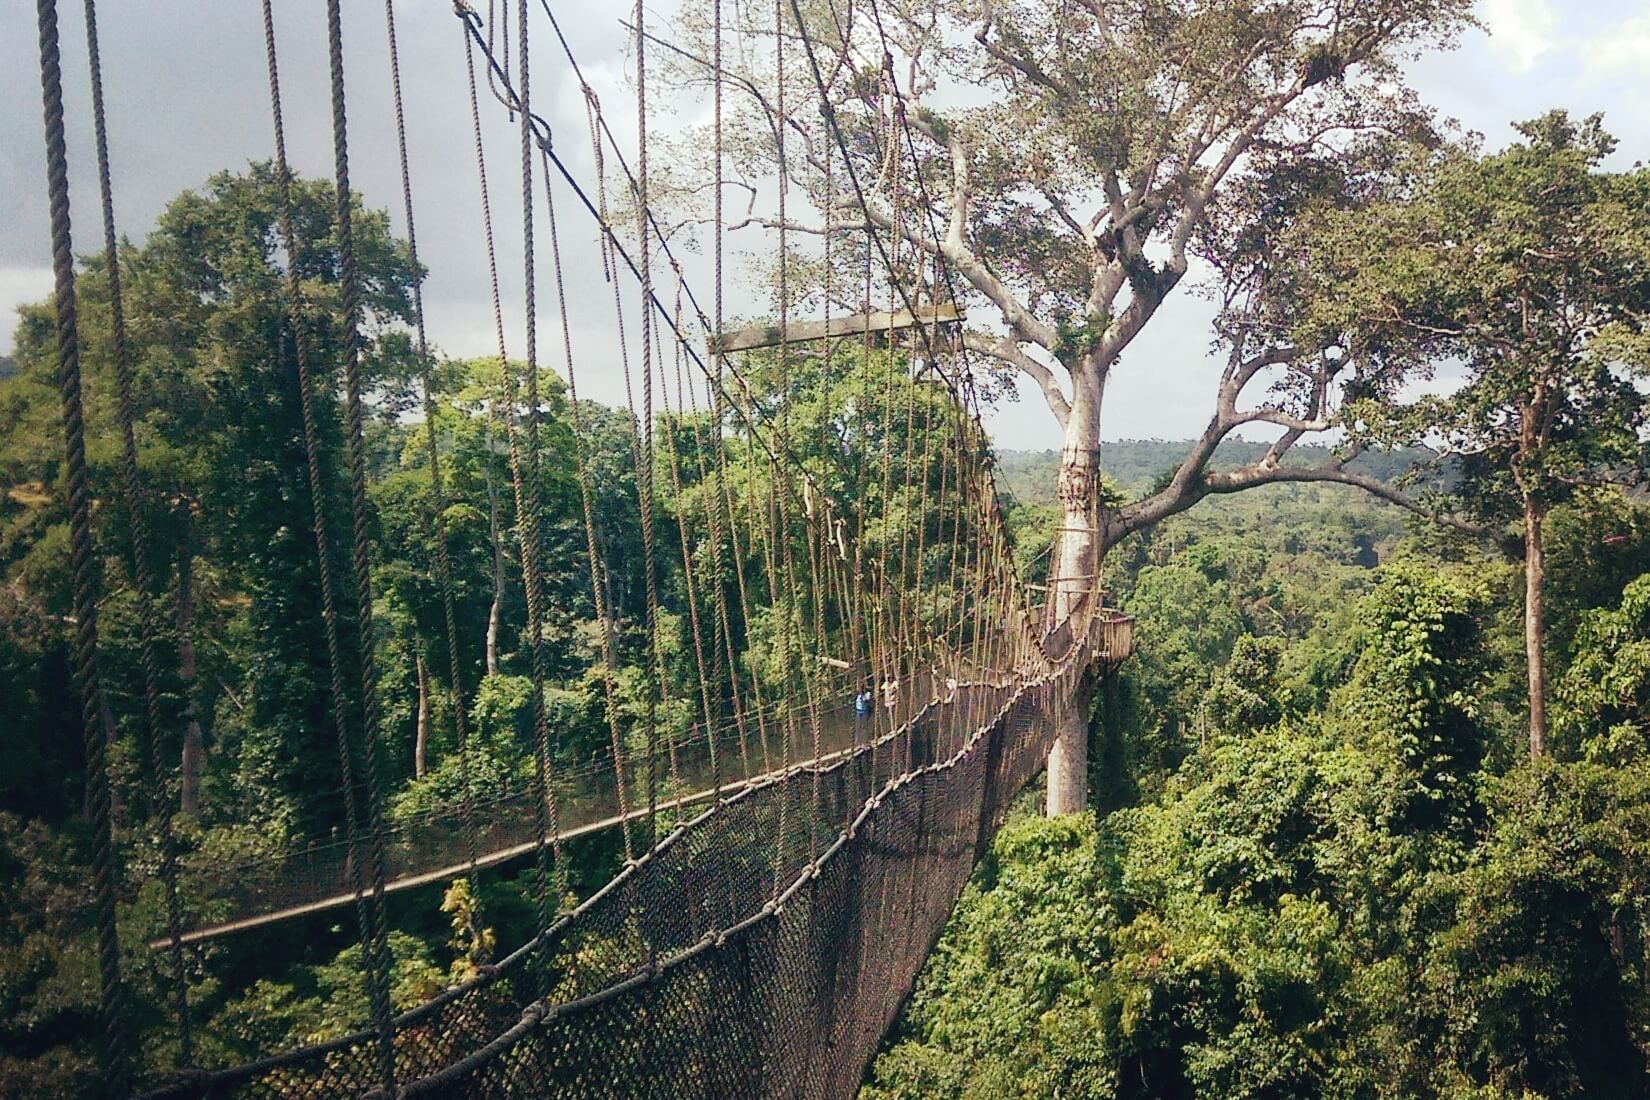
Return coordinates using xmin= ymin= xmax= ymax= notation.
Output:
xmin=995 ymin=439 xmax=1439 ymax=503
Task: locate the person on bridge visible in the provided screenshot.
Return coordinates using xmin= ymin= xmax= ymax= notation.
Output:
xmin=881 ymin=676 xmax=900 ymax=714
xmin=854 ymin=680 xmax=874 ymax=743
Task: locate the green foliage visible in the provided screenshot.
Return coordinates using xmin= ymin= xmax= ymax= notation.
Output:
xmin=870 ymin=546 xmax=1650 ymax=1098
xmin=1201 ymin=635 xmax=1289 ymax=736
xmin=1340 ymin=561 xmax=1487 ymax=831
xmin=441 ymin=878 xmax=496 ymax=981
xmin=865 ymin=812 xmax=1119 ymax=1099
xmin=1555 ymin=573 xmax=1650 ymax=763
xmin=210 ymin=931 xmax=445 ymax=1053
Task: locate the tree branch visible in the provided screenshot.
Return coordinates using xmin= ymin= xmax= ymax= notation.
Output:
xmin=962 ymin=329 xmax=1070 ymax=427
xmin=1206 ymin=461 xmax=1495 ymax=542
xmin=858 ymin=199 xmax=1058 ymax=352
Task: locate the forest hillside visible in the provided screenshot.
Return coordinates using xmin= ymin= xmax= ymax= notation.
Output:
xmin=866 ymin=460 xmax=1650 ymax=1098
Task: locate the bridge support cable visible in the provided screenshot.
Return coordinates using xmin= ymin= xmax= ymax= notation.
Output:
xmin=33 ymin=0 xmax=130 ymax=1092
xmin=258 ymin=1 xmax=399 ymax=1091
xmin=541 ymin=129 xmax=638 ymax=867
xmin=770 ymin=0 xmax=804 ymax=889
xmin=323 ymin=0 xmax=403 ymax=1086
xmin=598 ymin=143 xmax=675 ymax=845
xmin=659 ymin=290 xmax=724 ymax=812
xmin=506 ymin=0 xmax=567 ymax=991
xmin=707 ymin=0 xmax=761 ymax=792
xmin=79 ymin=0 xmax=194 ymax=1069
xmin=381 ymin=0 xmax=482 ymax=912
xmin=633 ymin=0 xmax=665 ymax=860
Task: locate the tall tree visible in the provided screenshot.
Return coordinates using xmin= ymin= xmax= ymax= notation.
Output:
xmin=671 ymin=0 xmax=1477 ymax=811
xmin=2 ymin=164 xmax=422 ymax=834
xmin=1317 ymin=112 xmax=1650 ymax=757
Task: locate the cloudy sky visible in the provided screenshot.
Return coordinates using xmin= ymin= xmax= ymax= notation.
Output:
xmin=3 ymin=0 xmax=1647 ymax=450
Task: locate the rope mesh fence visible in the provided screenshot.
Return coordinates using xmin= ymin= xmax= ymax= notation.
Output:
xmin=140 ymin=621 xmax=1096 ymax=1099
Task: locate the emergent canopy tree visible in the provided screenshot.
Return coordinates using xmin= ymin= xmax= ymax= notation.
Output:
xmin=667 ymin=0 xmax=1477 ymax=812
xmin=2 ymin=164 xmax=423 ymax=835
xmin=1306 ymin=112 xmax=1650 ymax=758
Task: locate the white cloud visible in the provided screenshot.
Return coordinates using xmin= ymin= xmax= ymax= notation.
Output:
xmin=1480 ymin=0 xmax=1558 ymax=72
xmin=1583 ymin=11 xmax=1650 ymax=75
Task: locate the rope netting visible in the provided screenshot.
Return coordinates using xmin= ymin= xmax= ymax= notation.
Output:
xmin=24 ymin=0 xmax=1134 ymax=1094
xmin=143 ymin=631 xmax=1096 ymax=1099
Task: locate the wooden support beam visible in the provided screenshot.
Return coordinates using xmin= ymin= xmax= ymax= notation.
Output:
xmin=710 ymin=303 xmax=963 ymax=354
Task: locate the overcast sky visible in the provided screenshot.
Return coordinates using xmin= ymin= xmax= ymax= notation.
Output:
xmin=3 ymin=0 xmax=1647 ymax=450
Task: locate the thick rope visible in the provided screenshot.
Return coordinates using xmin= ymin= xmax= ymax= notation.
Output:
xmin=383 ymin=0 xmax=480 ymax=902
xmin=511 ymin=0 xmax=565 ymax=980
xmin=323 ymin=1 xmax=399 ymax=1087
xmin=34 ymin=2 xmax=128 ymax=1092
xmin=80 ymin=0 xmax=192 ymax=1067
xmin=260 ymin=2 xmax=396 ymax=1091
xmin=707 ymin=0 xmax=754 ymax=788
xmin=459 ymin=25 xmax=516 ymax=713
xmin=539 ymin=139 xmax=635 ymax=863
xmin=769 ymin=0 xmax=806 ymax=886
xmin=634 ymin=0 xmax=664 ymax=854
xmin=660 ymin=288 xmax=721 ymax=806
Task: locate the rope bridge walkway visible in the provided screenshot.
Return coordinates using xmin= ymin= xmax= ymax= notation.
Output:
xmin=24 ymin=0 xmax=1134 ymax=1095
xmin=161 ymin=676 xmax=988 ymax=946
xmin=146 ymin=636 xmax=1108 ymax=1099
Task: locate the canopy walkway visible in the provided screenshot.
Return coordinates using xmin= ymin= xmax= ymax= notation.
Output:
xmin=163 ymin=617 xmax=1130 ymax=949
xmin=23 ymin=0 xmax=1134 ymax=1095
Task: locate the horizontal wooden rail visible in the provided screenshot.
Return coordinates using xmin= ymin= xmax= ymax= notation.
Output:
xmin=711 ymin=303 xmax=963 ymax=353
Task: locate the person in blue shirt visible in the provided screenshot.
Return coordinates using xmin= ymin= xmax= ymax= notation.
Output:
xmin=853 ymin=680 xmax=874 ymax=742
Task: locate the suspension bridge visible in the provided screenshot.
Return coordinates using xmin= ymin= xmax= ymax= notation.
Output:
xmin=24 ymin=0 xmax=1133 ymax=1095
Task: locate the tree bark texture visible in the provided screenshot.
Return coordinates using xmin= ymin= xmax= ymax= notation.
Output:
xmin=178 ymin=515 xmax=205 ymax=817
xmin=1047 ymin=367 xmax=1102 ymax=816
xmin=1046 ymin=674 xmax=1095 ymax=816
xmin=1524 ymin=494 xmax=1548 ymax=758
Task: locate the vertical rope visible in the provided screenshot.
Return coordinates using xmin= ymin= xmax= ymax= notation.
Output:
xmin=634 ymin=0 xmax=663 ymax=853
xmin=80 ymin=0 xmax=193 ymax=1067
xmin=33 ymin=3 xmax=128 ymax=1093
xmin=323 ymin=0 xmax=399 ymax=1085
xmin=660 ymin=288 xmax=720 ymax=807
xmin=770 ymin=0 xmax=803 ymax=887
xmin=262 ymin=1 xmax=396 ymax=1090
xmin=540 ymin=144 xmax=634 ymax=863
xmin=582 ymin=91 xmax=653 ymax=855
xmin=512 ymin=0 xmax=564 ymax=977
xmin=383 ymin=0 xmax=481 ymax=906
xmin=706 ymin=0 xmax=757 ymax=789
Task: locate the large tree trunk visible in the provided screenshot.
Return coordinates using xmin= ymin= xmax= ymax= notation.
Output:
xmin=177 ymin=513 xmax=205 ymax=817
xmin=1046 ymin=366 xmax=1102 ymax=816
xmin=415 ymin=651 xmax=430 ymax=779
xmin=483 ymin=424 xmax=505 ymax=678
xmin=1524 ymin=493 xmax=1548 ymax=758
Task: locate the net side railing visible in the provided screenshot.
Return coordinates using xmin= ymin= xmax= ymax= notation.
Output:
xmin=166 ymin=657 xmax=1030 ymax=943
xmin=141 ymin=628 xmax=1082 ymax=1099
xmin=394 ymin=650 xmax=1080 ymax=1099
